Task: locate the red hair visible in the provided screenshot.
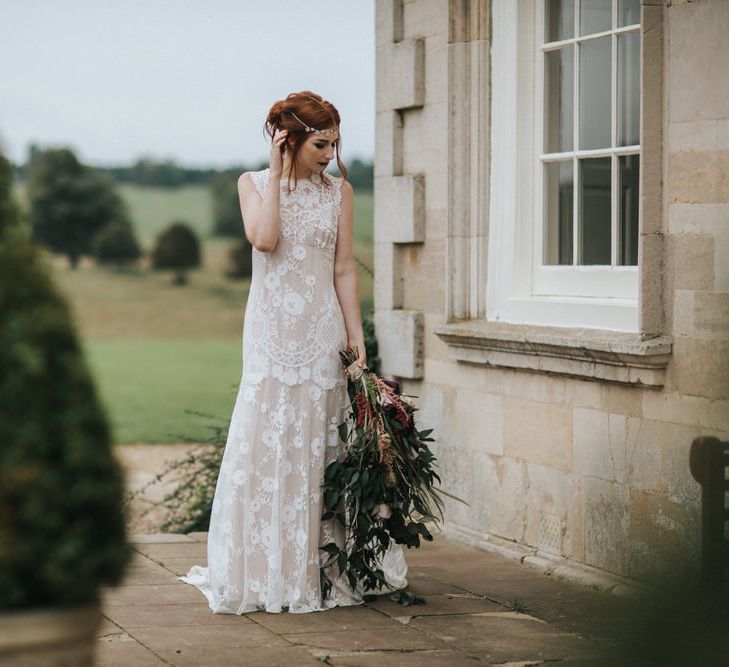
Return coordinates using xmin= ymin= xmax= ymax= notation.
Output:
xmin=263 ymin=91 xmax=348 ymax=193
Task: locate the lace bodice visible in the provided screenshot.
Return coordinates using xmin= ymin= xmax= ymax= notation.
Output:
xmin=245 ymin=168 xmax=347 ymax=387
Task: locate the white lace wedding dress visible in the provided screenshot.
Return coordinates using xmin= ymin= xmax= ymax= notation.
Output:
xmin=178 ymin=167 xmax=408 ymax=614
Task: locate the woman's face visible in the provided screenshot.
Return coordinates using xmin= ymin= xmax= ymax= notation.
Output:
xmin=293 ymin=130 xmax=339 ymax=173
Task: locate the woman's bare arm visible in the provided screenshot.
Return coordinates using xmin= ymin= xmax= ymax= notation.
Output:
xmin=237 ymin=129 xmax=288 ymax=252
xmin=333 ymin=180 xmax=366 ymax=368
xmin=237 ymin=171 xmax=281 ymax=253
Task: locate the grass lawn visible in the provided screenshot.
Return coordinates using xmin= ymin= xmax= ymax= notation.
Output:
xmin=15 ymin=180 xmax=374 ymax=444
xmin=82 ymin=338 xmax=242 ymax=444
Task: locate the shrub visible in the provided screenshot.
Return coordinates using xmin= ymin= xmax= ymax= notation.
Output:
xmin=211 ymin=170 xmax=242 ymax=237
xmin=151 ymin=221 xmax=201 ymax=285
xmin=0 ymin=227 xmax=133 ymax=609
xmin=91 ymin=220 xmax=142 ymax=267
xmin=224 ymin=237 xmax=253 ymax=280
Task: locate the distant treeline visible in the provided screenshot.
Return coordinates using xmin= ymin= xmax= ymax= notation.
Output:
xmin=14 ymin=153 xmax=374 ymax=191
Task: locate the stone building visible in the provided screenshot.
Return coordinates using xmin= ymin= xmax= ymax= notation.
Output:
xmin=373 ymin=0 xmax=728 ymax=586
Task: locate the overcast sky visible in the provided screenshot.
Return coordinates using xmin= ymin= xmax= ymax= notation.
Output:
xmin=0 ymin=1 xmax=375 ymax=169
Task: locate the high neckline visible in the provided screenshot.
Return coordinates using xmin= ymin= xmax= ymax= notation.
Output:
xmin=275 ymin=168 xmax=324 ymax=185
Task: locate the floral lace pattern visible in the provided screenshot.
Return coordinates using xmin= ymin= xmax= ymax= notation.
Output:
xmin=178 ymin=168 xmax=407 ymax=614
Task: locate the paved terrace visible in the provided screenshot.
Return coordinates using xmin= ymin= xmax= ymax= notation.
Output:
xmin=94 ymin=530 xmax=724 ymax=666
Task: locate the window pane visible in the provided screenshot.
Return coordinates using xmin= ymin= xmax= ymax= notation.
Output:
xmin=618 ymin=0 xmax=640 ymax=27
xmin=579 ymin=37 xmax=611 ymax=150
xmin=580 ymin=0 xmax=611 ymax=35
xmin=579 ymin=157 xmax=611 ymax=265
xmin=618 ymin=154 xmax=639 ymax=265
xmin=544 ymin=160 xmax=574 ymax=265
xmin=618 ymin=31 xmax=640 ymax=146
xmin=545 ymin=47 xmax=574 ymax=153
xmin=546 ymin=0 xmax=575 ymax=42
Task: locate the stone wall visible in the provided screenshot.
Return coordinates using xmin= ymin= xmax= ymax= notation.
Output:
xmin=374 ymin=0 xmax=729 ymax=585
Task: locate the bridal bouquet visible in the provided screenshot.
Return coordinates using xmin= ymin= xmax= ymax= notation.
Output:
xmin=319 ymin=345 xmax=458 ymax=600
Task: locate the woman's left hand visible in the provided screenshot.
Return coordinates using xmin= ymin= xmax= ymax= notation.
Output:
xmin=349 ymin=339 xmax=366 ymax=369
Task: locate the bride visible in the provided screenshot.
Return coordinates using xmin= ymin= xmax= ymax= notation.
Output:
xmin=178 ymin=91 xmax=407 ymax=614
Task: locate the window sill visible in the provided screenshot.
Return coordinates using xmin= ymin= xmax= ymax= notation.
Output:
xmin=432 ymin=320 xmax=672 ymax=387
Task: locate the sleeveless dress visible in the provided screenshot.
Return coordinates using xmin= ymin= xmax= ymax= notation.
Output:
xmin=178 ymin=167 xmax=408 ymax=614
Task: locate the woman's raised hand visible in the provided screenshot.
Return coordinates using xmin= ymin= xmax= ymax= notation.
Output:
xmin=269 ymin=129 xmax=288 ymax=177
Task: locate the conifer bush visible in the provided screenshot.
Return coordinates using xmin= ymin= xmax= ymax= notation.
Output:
xmin=0 ymin=223 xmax=132 ymax=609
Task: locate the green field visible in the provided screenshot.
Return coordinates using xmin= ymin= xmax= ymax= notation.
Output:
xmin=14 ymin=179 xmax=374 ymax=444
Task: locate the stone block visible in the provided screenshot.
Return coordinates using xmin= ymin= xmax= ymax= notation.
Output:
xmin=563 ymin=377 xmax=608 ymax=411
xmin=573 ymin=409 xmax=628 ymax=484
xmin=627 ymin=488 xmax=700 ymax=583
xmin=401 ymin=101 xmax=448 ymax=155
xmin=442 ymin=386 xmax=503 ymax=456
xmin=375 ymin=0 xmax=403 ymax=46
xmin=377 ymin=38 xmax=425 ymax=112
xmin=693 ymin=291 xmax=729 ymax=336
xmin=373 ymin=241 xmax=402 ymax=310
xmin=606 ymin=384 xmax=643 ymax=418
xmin=667 ymin=0 xmax=729 ymax=124
xmin=664 ymin=233 xmax=714 ymax=292
xmin=669 ymin=335 xmax=729 ymax=401
xmin=583 ymin=477 xmax=630 ymax=576
xmin=374 ymin=308 xmax=424 ymax=378
xmin=375 ymin=174 xmax=425 ymax=243
xmin=641 ymin=391 xmax=729 ymax=433
xmin=668 ymin=151 xmax=729 ymax=205
xmin=374 ymin=110 xmax=403 ymax=178
xmin=524 ymin=463 xmax=572 ymax=555
xmin=715 ymin=233 xmax=729 ymax=292
xmin=668 ymin=203 xmax=729 ymax=235
xmin=669 ymin=118 xmax=729 ymax=152
xmin=672 ymin=290 xmax=695 ymax=337
xmin=483 ymin=366 xmax=567 ymax=405
xmin=401 ymin=236 xmax=445 ymax=312
xmin=404 ymin=0 xmax=447 ymax=42
xmin=626 ymin=418 xmax=701 ymax=504
xmin=638 ymin=232 xmax=665 ymax=336
xmin=503 ymin=397 xmax=572 ymax=472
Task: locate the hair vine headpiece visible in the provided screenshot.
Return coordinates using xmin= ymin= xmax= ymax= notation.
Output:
xmin=289 ymin=111 xmax=339 ymax=136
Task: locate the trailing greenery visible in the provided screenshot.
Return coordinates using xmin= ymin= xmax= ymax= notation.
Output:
xmin=0 ymin=153 xmax=132 ymax=608
xmin=319 ymin=347 xmax=454 ymax=599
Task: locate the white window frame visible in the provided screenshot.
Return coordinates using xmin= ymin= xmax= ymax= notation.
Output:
xmin=486 ymin=0 xmax=640 ymax=332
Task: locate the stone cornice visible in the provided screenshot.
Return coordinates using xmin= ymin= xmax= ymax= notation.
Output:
xmin=433 ymin=320 xmax=672 ymax=387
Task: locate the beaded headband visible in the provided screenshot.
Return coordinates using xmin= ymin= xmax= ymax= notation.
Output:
xmin=289 ymin=111 xmax=339 ymax=136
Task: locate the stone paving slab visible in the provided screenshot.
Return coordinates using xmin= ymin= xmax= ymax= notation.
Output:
xmin=98 ymin=531 xmax=702 ymax=666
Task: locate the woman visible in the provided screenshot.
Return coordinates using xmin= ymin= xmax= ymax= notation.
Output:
xmin=178 ymin=91 xmax=408 ymax=614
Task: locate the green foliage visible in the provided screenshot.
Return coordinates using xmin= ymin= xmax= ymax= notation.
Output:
xmin=103 ymin=158 xmax=224 ymax=188
xmin=0 ymin=152 xmax=19 ymax=235
xmin=91 ymin=220 xmax=142 ymax=266
xmin=210 ymin=170 xmax=243 ymax=237
xmin=224 ymin=237 xmax=253 ymax=280
xmin=0 ymin=226 xmax=132 ymax=610
xmin=151 ymin=221 xmax=201 ymax=285
xmin=27 ymin=147 xmax=131 ymax=268
xmin=330 ymin=157 xmax=373 ymax=191
xmin=362 ymin=315 xmax=380 ymax=375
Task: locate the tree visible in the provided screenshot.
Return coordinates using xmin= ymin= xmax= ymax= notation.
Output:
xmin=91 ymin=220 xmax=142 ymax=268
xmin=211 ymin=169 xmax=243 ymax=237
xmin=0 ymin=151 xmax=19 ymax=235
xmin=27 ymin=147 xmax=130 ymax=269
xmin=224 ymin=238 xmax=253 ymax=280
xmin=151 ymin=221 xmax=201 ymax=285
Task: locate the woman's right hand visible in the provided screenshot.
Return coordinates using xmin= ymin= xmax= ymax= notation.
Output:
xmin=269 ymin=129 xmax=288 ymax=177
